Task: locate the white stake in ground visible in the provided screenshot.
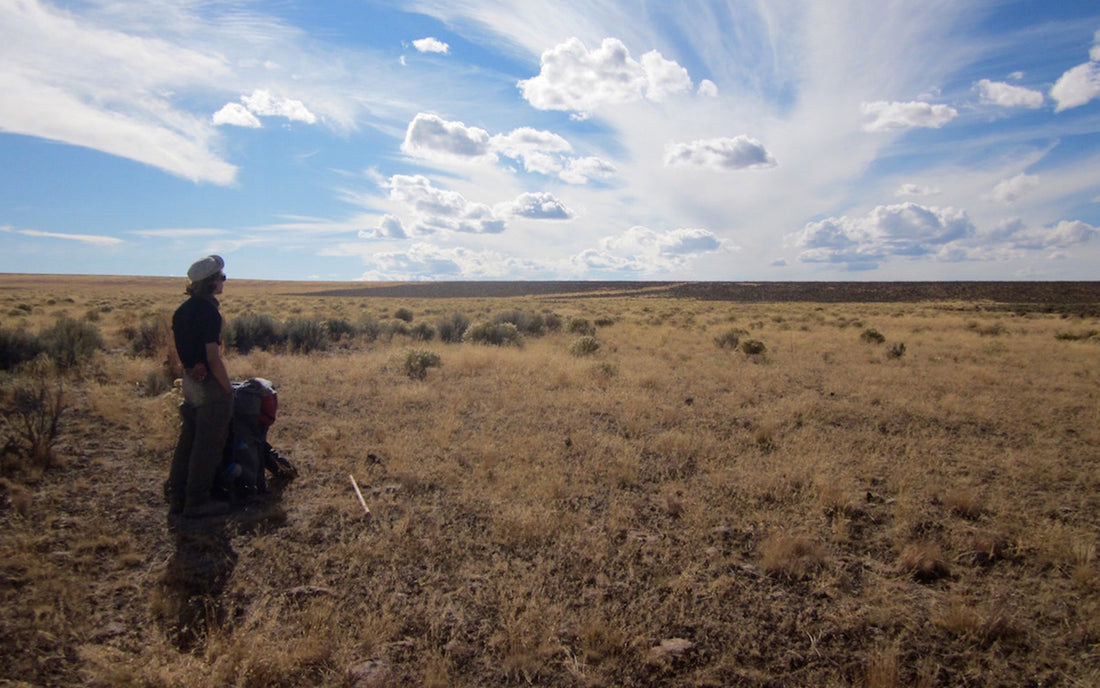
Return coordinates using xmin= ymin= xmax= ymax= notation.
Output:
xmin=349 ymin=474 xmax=370 ymax=516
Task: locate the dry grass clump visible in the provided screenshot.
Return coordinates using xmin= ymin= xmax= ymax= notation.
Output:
xmin=2 ymin=276 xmax=1100 ymax=686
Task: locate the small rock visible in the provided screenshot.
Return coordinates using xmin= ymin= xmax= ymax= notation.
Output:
xmin=348 ymin=659 xmax=390 ymax=688
xmin=647 ymin=638 xmax=694 ymax=663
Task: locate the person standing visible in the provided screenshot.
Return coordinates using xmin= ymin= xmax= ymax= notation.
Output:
xmin=167 ymin=255 xmax=233 ymax=518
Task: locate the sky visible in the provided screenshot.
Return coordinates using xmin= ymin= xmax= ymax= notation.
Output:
xmin=1 ymin=0 xmax=1099 ymax=282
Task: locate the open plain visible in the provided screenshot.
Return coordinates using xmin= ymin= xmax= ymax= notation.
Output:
xmin=1 ymin=275 xmax=1099 ymax=687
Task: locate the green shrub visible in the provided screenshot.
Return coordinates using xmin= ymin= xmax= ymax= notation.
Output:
xmin=403 ymin=348 xmax=441 ymax=380
xmin=740 ymin=339 xmax=767 ymax=356
xmin=569 ymin=336 xmax=601 ymax=357
xmin=860 ymin=328 xmax=886 ymax=344
xmin=127 ymin=313 xmax=172 ymax=357
xmin=325 ymin=318 xmax=357 ymax=341
xmin=594 ymin=316 xmax=616 ymax=327
xmin=493 ymin=309 xmax=546 ymax=336
xmin=385 ymin=320 xmax=411 ymax=340
xmin=357 ymin=315 xmax=383 ymax=342
xmin=410 ymin=322 xmax=436 ymax=342
xmin=714 ymin=328 xmax=747 ymax=349
xmin=38 ymin=315 xmax=104 ymax=369
xmin=284 ymin=318 xmax=329 ymax=354
xmin=567 ymin=317 xmax=595 ymax=336
xmin=227 ymin=312 xmax=283 ymax=354
xmin=394 ymin=307 xmax=414 ymax=323
xmin=543 ymin=312 xmax=563 ymax=333
xmin=465 ymin=321 xmax=523 ymax=347
xmin=437 ymin=312 xmax=470 ymax=344
xmin=0 ymin=326 xmax=42 ymax=371
xmin=1 ymin=357 xmax=65 ymax=471
xmin=1054 ymin=329 xmax=1099 ymax=342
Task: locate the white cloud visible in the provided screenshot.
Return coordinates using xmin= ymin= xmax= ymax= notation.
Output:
xmin=1051 ymin=62 xmax=1100 ymax=112
xmin=240 ymin=89 xmax=316 ymax=123
xmin=2 ymin=226 xmax=124 ymax=247
xmin=860 ymin=101 xmax=958 ymax=132
xmin=386 ymin=174 xmax=505 ymax=234
xmin=413 ymin=37 xmax=449 ymax=54
xmin=359 ymin=214 xmax=408 ymax=240
xmin=574 ymin=225 xmax=724 ymax=275
xmin=401 ymin=112 xmax=493 ymax=162
xmin=559 ymin=156 xmax=616 ymax=185
xmin=517 ymin=37 xmax=692 ymax=117
xmin=697 ymin=79 xmax=718 ymax=97
xmin=791 ymin=203 xmax=975 ymax=267
xmin=996 ymin=219 xmax=1099 ymax=250
xmin=402 ymin=114 xmax=614 ymax=185
xmin=0 ymin=0 xmax=238 ymax=184
xmin=976 ymin=79 xmax=1044 ymax=108
xmin=497 ymin=192 xmax=574 ymax=220
xmin=639 ymin=49 xmax=693 ymax=102
xmin=360 ymin=242 xmax=536 ymax=280
xmin=212 ymin=102 xmax=261 ymax=128
xmin=213 ymin=89 xmax=317 ymax=127
xmin=896 ymin=183 xmax=942 ymax=197
xmin=489 ymin=127 xmax=572 ymax=174
xmin=989 ymin=173 xmax=1039 ymax=204
xmin=664 ymin=136 xmax=776 ymax=171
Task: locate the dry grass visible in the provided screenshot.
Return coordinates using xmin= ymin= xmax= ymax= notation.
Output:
xmin=1 ymin=276 xmax=1100 ymax=686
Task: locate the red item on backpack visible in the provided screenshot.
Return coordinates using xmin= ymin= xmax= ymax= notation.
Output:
xmin=259 ymin=393 xmax=278 ymax=426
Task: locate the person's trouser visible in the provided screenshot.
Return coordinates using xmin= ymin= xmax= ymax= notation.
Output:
xmin=167 ymin=377 xmax=231 ymax=508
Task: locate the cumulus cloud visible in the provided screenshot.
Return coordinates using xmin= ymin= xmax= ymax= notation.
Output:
xmin=989 ymin=173 xmax=1039 ymax=204
xmin=697 ymin=79 xmax=719 ymax=97
xmin=664 ymin=136 xmax=776 ymax=171
xmin=991 ymin=219 xmax=1099 ymax=250
xmin=574 ymin=226 xmax=724 ymax=275
xmin=860 ymin=101 xmax=958 ymax=132
xmin=490 ymin=127 xmax=572 ymax=174
xmin=1051 ymin=62 xmax=1100 ymax=112
xmin=401 ymin=113 xmax=493 ymax=162
xmin=362 ymin=242 xmax=538 ymax=280
xmin=517 ymin=37 xmax=692 ymax=117
xmin=359 ymin=214 xmax=408 ymax=240
xmin=497 ymin=192 xmax=574 ymax=220
xmin=791 ymin=202 xmax=975 ymax=267
xmin=559 ymin=156 xmax=617 ymax=185
xmin=403 ymin=114 xmax=615 ymax=184
xmin=412 ymin=37 xmax=449 ymax=54
xmin=211 ymin=103 xmax=261 ymax=128
xmin=976 ymin=79 xmax=1044 ymax=108
xmin=213 ymin=89 xmax=317 ymax=127
xmin=386 ymin=174 xmax=504 ymax=234
xmin=896 ymin=183 xmax=942 ymax=197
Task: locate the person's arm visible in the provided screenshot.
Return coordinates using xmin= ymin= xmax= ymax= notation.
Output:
xmin=205 ymin=341 xmax=232 ymax=395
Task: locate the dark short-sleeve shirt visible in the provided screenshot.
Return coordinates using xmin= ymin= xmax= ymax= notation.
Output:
xmin=172 ymin=296 xmax=222 ymax=369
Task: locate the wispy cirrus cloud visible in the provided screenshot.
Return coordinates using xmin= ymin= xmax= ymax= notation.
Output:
xmin=3 ymin=226 xmax=124 ymax=247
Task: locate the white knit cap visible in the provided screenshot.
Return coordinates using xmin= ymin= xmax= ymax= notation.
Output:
xmin=186 ymin=255 xmax=225 ymax=282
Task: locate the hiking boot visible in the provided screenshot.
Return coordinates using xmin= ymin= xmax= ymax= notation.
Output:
xmin=182 ymin=500 xmax=231 ymax=519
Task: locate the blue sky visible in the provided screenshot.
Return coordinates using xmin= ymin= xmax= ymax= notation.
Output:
xmin=1 ymin=0 xmax=1099 ymax=282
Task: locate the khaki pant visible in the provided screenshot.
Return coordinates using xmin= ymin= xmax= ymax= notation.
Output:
xmin=167 ymin=376 xmax=231 ymax=508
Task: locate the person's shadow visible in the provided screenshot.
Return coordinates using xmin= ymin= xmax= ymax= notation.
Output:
xmin=153 ymin=476 xmax=291 ymax=651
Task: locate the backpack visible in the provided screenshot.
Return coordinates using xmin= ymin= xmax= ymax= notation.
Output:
xmin=219 ymin=377 xmax=297 ymax=498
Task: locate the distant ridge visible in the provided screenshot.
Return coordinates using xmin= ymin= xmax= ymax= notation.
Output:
xmin=301 ymin=281 xmax=1100 ymax=305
